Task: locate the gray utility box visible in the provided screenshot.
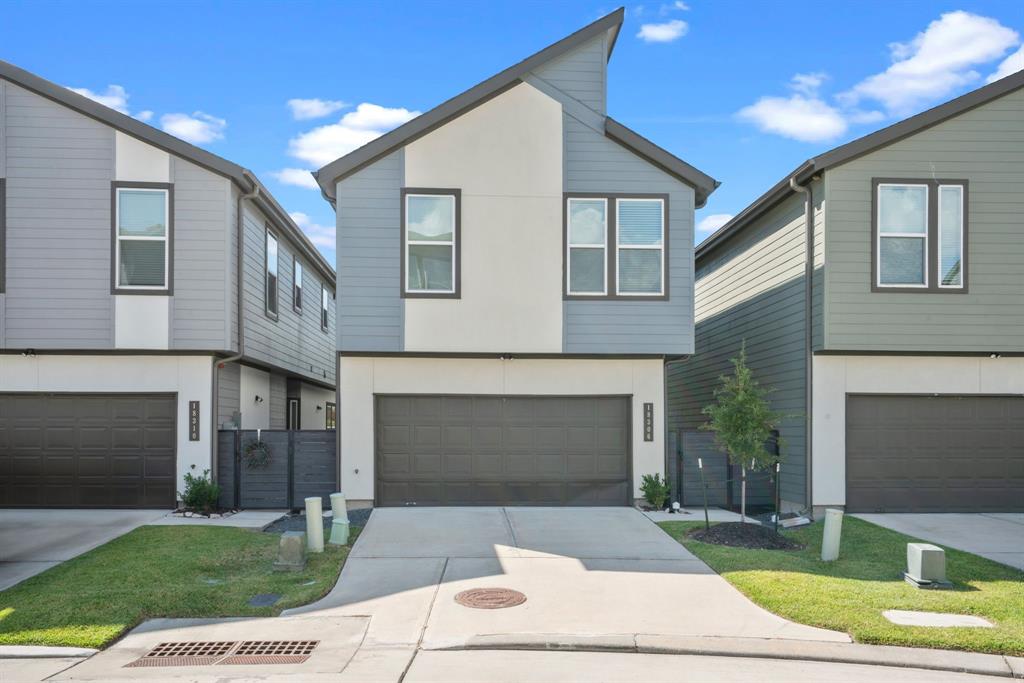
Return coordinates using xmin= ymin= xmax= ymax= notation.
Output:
xmin=905 ymin=543 xmax=951 ymax=588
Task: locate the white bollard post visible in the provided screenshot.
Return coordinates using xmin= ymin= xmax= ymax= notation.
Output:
xmin=821 ymin=508 xmax=844 ymax=561
xmin=305 ymin=496 xmax=324 ymax=553
xmin=329 ymin=492 xmax=350 ymax=546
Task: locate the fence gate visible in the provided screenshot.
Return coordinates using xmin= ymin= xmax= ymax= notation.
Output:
xmin=217 ymin=430 xmax=337 ymax=510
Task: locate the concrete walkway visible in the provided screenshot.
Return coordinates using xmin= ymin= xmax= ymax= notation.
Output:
xmin=0 ymin=509 xmax=168 ymax=591
xmin=855 ymin=513 xmax=1024 ymax=570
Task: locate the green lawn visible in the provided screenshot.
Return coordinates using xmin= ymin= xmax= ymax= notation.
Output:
xmin=659 ymin=517 xmax=1024 ymax=655
xmin=0 ymin=524 xmax=360 ymax=649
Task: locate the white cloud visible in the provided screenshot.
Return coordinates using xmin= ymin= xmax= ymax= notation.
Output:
xmin=987 ymin=45 xmax=1024 ymax=83
xmin=697 ymin=213 xmax=733 ymax=233
xmin=290 ymin=211 xmax=335 ymax=250
xmin=271 ymin=168 xmax=319 ymax=190
xmin=68 ymin=84 xmax=130 ymax=114
xmin=287 ymin=103 xmax=419 ymax=168
xmin=636 ymin=19 xmax=688 ymax=43
xmin=287 ymin=98 xmax=347 ymax=120
xmin=840 ymin=11 xmax=1019 ymax=115
xmin=789 ymin=72 xmax=827 ymax=96
xmin=160 ymin=111 xmax=227 ymax=144
xmin=738 ymin=93 xmax=848 ymax=143
xmin=658 ymin=1 xmax=689 ymax=14
xmin=135 ymin=110 xmax=154 ymax=123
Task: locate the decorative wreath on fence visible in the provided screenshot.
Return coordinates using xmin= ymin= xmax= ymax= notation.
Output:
xmin=243 ymin=439 xmax=273 ymax=469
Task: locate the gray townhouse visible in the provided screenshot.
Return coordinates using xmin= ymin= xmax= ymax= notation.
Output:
xmin=670 ymin=69 xmax=1024 ymax=516
xmin=0 ymin=61 xmax=336 ymax=509
xmin=313 ymin=9 xmax=718 ymax=508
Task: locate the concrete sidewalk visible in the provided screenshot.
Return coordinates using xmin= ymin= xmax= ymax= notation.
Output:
xmin=855 ymin=513 xmax=1024 ymax=570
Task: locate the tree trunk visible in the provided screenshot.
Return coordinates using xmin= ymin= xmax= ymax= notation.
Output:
xmin=741 ymin=466 xmax=747 ymax=522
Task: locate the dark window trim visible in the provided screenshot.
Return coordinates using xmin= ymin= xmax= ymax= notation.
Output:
xmin=265 ymin=224 xmax=279 ymax=320
xmin=871 ymin=177 xmax=969 ymax=294
xmin=400 ymin=187 xmax=461 ymax=299
xmin=0 ymin=178 xmax=5 ymax=294
xmin=325 ymin=401 xmax=337 ymax=430
xmin=320 ymin=284 xmax=330 ymax=332
xmin=292 ymin=256 xmax=303 ymax=314
xmin=562 ymin=192 xmax=670 ymax=301
xmin=287 ymin=397 xmax=301 ymax=430
xmin=110 ymin=181 xmax=175 ymax=295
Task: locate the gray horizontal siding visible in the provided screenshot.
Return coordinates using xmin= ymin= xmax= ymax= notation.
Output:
xmin=563 ymin=114 xmax=694 ymax=354
xmin=1 ymin=80 xmax=114 ymax=348
xmin=336 ymin=149 xmax=403 ymax=352
xmin=532 ymin=34 xmax=606 ymax=114
xmin=269 ymin=372 xmax=287 ymax=429
xmin=824 ymin=87 xmax=1024 ymax=351
xmin=217 ymin=361 xmax=240 ymax=427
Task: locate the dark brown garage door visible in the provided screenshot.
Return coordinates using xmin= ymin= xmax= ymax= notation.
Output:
xmin=846 ymin=395 xmax=1024 ymax=512
xmin=375 ymin=395 xmax=631 ymax=506
xmin=0 ymin=394 xmax=176 ymax=508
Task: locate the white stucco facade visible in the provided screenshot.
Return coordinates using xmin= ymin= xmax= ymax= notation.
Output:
xmin=403 ymin=82 xmax=564 ymax=353
xmin=0 ymin=353 xmax=214 ymax=492
xmin=300 ymin=382 xmax=336 ymax=430
xmin=811 ymin=354 xmax=1024 ymax=507
xmin=338 ymin=356 xmax=665 ymax=503
xmin=239 ymin=364 xmax=271 ymax=429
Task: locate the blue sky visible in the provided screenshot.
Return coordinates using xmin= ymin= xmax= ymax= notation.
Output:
xmin=2 ymin=1 xmax=1022 ymax=265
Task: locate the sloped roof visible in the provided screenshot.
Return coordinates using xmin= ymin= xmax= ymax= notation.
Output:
xmin=697 ymin=68 xmax=1024 ymax=260
xmin=0 ymin=59 xmax=335 ymax=283
xmin=314 ymin=8 xmax=718 ymax=205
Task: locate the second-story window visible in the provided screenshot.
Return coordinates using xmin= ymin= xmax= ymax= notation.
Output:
xmin=877 ymin=183 xmax=928 ymax=287
xmin=113 ymin=184 xmax=172 ymax=293
xmin=266 ymin=228 xmax=279 ymax=318
xmin=617 ymin=198 xmax=665 ymax=296
xmin=402 ymin=189 xmax=460 ymax=297
xmin=293 ymin=259 xmax=303 ymax=313
xmin=321 ymin=285 xmax=330 ymax=331
xmin=567 ymin=198 xmax=607 ymax=295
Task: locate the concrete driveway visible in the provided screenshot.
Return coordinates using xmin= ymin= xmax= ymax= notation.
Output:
xmin=854 ymin=513 xmax=1024 ymax=570
xmin=285 ymin=507 xmax=847 ymax=650
xmin=0 ymin=509 xmax=167 ymax=591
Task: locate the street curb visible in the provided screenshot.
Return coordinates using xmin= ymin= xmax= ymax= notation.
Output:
xmin=445 ymin=634 xmax=1024 ymax=679
xmin=0 ymin=645 xmax=97 ymax=659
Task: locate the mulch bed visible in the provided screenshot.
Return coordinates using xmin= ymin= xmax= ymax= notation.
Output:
xmin=262 ymin=507 xmax=372 ymax=534
xmin=689 ymin=522 xmax=804 ymax=550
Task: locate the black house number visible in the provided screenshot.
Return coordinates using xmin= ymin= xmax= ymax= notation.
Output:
xmin=643 ymin=402 xmax=654 ymax=442
xmin=189 ymin=401 xmax=200 ymax=441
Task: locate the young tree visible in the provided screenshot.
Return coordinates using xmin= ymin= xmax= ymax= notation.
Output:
xmin=701 ymin=342 xmax=784 ymax=522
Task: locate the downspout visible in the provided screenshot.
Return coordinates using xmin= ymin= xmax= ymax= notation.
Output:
xmin=210 ymin=171 xmax=261 ymax=482
xmin=789 ymin=176 xmax=814 ymax=518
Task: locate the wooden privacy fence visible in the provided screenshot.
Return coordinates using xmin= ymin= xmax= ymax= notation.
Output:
xmin=217 ymin=430 xmax=337 ymax=510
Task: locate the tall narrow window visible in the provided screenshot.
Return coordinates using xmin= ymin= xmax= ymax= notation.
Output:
xmin=403 ymin=189 xmax=459 ymax=297
xmin=266 ymin=229 xmax=279 ymax=318
xmin=617 ymin=198 xmax=665 ymax=296
xmin=321 ymin=285 xmax=330 ymax=332
xmin=0 ymin=178 xmax=5 ymax=294
xmin=293 ymin=259 xmax=303 ymax=312
xmin=113 ymin=184 xmax=171 ymax=292
xmin=325 ymin=402 xmax=337 ymax=430
xmin=566 ymin=198 xmax=607 ymax=295
xmin=877 ymin=184 xmax=928 ymax=287
xmin=938 ymin=185 xmax=964 ymax=288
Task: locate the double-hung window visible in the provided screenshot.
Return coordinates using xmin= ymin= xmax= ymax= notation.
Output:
xmin=113 ymin=183 xmax=172 ymax=293
xmin=402 ymin=189 xmax=459 ymax=297
xmin=265 ymin=229 xmax=279 ymax=318
xmin=874 ymin=179 xmax=967 ymax=292
xmin=321 ymin=285 xmax=330 ymax=332
xmin=565 ymin=194 xmax=667 ymax=299
xmin=293 ymin=259 xmax=303 ymax=313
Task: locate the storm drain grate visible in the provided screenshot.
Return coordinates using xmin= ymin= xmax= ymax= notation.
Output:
xmin=126 ymin=640 xmax=319 ymax=668
xmin=455 ymin=587 xmax=527 ymax=609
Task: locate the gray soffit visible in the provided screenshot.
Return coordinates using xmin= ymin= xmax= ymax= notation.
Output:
xmin=314 ymin=8 xmax=627 ymax=196
xmin=0 ymin=59 xmax=335 ymax=285
xmin=604 ymin=117 xmax=719 ymax=207
xmin=696 ymin=68 xmax=1024 ymax=261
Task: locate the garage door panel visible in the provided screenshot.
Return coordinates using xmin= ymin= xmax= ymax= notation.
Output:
xmin=847 ymin=395 xmax=1023 ymax=513
xmin=376 ymin=395 xmax=630 ymax=506
xmin=413 ymin=425 xmax=441 ymax=449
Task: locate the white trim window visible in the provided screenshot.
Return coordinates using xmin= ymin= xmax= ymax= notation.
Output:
xmin=405 ymin=193 xmax=456 ymax=294
xmin=115 ymin=187 xmax=169 ymax=290
xmin=616 ymin=198 xmax=665 ymax=296
xmin=937 ymin=184 xmax=964 ymax=288
xmin=266 ymin=230 xmax=279 ymax=318
xmin=566 ymin=197 xmax=608 ymax=295
xmin=321 ymin=285 xmax=330 ymax=332
xmin=877 ymin=183 xmax=928 ymax=288
xmin=293 ymin=259 xmax=303 ymax=312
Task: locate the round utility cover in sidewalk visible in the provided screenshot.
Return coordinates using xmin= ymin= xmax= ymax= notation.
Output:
xmin=454 ymin=588 xmax=527 ymax=609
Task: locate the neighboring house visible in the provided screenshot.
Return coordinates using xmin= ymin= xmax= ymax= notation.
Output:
xmin=0 ymin=61 xmax=336 ymax=509
xmin=670 ymin=70 xmax=1024 ymax=516
xmin=314 ymin=9 xmax=718 ymax=508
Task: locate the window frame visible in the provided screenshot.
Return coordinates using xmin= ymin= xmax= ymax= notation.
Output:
xmin=293 ymin=257 xmax=303 ymax=314
xmin=871 ymin=178 xmax=969 ymax=294
xmin=265 ymin=225 xmax=280 ymax=320
xmin=565 ymin=197 xmax=609 ymax=296
xmin=110 ymin=181 xmax=174 ymax=295
xmin=562 ymin=192 xmax=669 ymax=301
xmin=0 ymin=178 xmax=5 ymax=295
xmin=325 ymin=402 xmax=337 ymax=430
xmin=321 ymin=284 xmax=330 ymax=332
xmin=400 ymin=187 xmax=461 ymax=299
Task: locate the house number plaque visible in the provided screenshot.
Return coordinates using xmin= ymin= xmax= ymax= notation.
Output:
xmin=189 ymin=401 xmax=201 ymax=441
xmin=643 ymin=402 xmax=654 ymax=442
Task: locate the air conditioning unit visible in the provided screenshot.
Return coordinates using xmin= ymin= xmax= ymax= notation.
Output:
xmin=904 ymin=543 xmax=952 ymax=589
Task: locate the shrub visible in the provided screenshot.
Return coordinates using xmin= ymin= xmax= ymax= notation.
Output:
xmin=179 ymin=465 xmax=221 ymax=514
xmin=640 ymin=473 xmax=671 ymax=510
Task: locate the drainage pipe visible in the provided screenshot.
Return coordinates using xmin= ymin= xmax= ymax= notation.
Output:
xmin=789 ymin=176 xmax=815 ymax=518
